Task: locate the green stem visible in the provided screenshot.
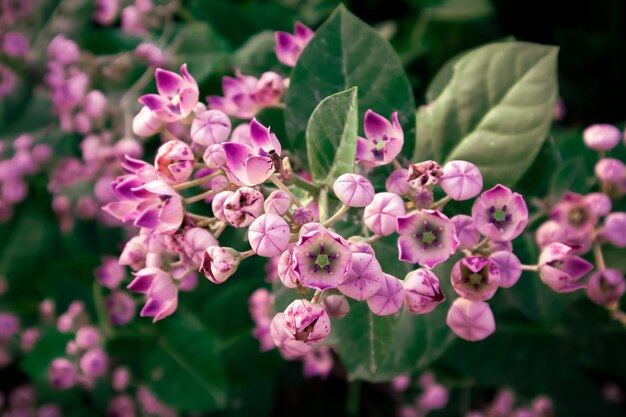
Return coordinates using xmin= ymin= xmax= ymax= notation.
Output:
xmin=173 ymin=170 xmax=224 ymax=190
xmin=184 ymin=190 xmax=215 ymax=204
xmin=290 ymin=173 xmax=319 ymax=194
xmin=318 ymin=187 xmax=329 ymax=223
xmin=593 ymin=242 xmax=606 ymax=271
xmin=270 ymin=174 xmax=303 ymax=207
xmin=92 ymin=281 xmax=113 ymax=339
xmin=430 ymin=195 xmax=452 ymax=210
xmin=323 ymin=204 xmax=350 ymax=227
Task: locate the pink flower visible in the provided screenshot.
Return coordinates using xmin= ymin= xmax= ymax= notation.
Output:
xmin=140 ymin=272 xmax=178 ymax=322
xmin=275 ymin=21 xmax=314 ymax=67
xmin=248 ymin=213 xmax=290 ymax=257
xmin=264 ymin=190 xmax=292 ymax=215
xmin=203 ymin=144 xmax=227 ymax=169
xmin=538 ymin=243 xmax=593 ymax=293
xmin=446 ymin=298 xmax=495 ymax=342
xmin=80 ymin=348 xmax=108 ymax=378
xmin=154 ymin=140 xmax=194 ymax=184
xmin=277 ymin=246 xmax=299 ymax=288
xmin=302 ymin=346 xmax=334 ymax=379
xmin=75 ymin=326 xmax=100 ymax=349
xmin=133 ymin=106 xmax=163 ymax=137
xmin=105 ymin=291 xmax=136 ymax=325
xmin=333 ymin=174 xmax=375 ymax=207
xmin=364 ymin=192 xmax=406 ymax=236
xmin=131 ymin=181 xmax=184 ymax=234
xmin=403 ymin=269 xmax=445 ymax=314
xmin=584 ymin=192 xmax=612 ymax=217
xmin=603 ymin=212 xmax=626 ymax=247
xmin=135 ymin=42 xmax=166 ymax=67
xmin=472 ymin=184 xmax=528 ymax=242
xmin=222 ymin=119 xmax=282 ymax=186
xmin=49 ymin=358 xmax=77 ymax=390
xmin=451 ymin=214 xmax=480 ymax=250
xmin=338 ymin=252 xmax=384 ymax=300
xmin=489 ymin=251 xmax=522 ymax=288
xmin=451 ymin=256 xmax=501 ymax=301
xmin=200 ymin=246 xmax=241 ymax=284
xmin=407 ymin=160 xmax=443 ymax=190
xmin=223 ymin=187 xmax=264 ymax=227
xmin=139 ymin=64 xmax=199 ymax=122
xmin=366 ymin=273 xmax=404 ymax=316
xmin=356 ymin=110 xmax=404 ymax=167
xmin=583 ymin=124 xmax=621 ymax=151
xmin=270 ymin=300 xmax=330 ymax=359
xmin=439 ymin=160 xmax=483 ymax=201
xmin=397 ymin=209 xmax=459 ymax=268
xmin=586 ymin=269 xmax=625 ymax=305
xmin=386 ymin=168 xmax=411 ymax=196
xmin=119 ymin=235 xmax=148 ymax=270
xmin=3 ymin=31 xmax=29 ymax=58
xmin=190 ymin=110 xmax=231 ymax=146
xmin=293 ymin=227 xmax=352 ymax=290
xmin=183 ymin=227 xmax=218 ymax=268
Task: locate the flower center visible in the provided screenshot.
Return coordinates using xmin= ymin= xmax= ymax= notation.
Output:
xmin=567 ymin=207 xmax=589 ymax=227
xmin=315 ymin=254 xmax=330 ymax=269
xmin=488 ymin=205 xmax=512 ymax=230
xmin=415 ymin=221 xmax=443 ymax=250
xmin=422 ymin=230 xmax=436 ymax=245
xmin=308 ymin=243 xmax=338 ymax=273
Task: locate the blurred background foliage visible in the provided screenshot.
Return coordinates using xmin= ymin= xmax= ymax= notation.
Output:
xmin=1 ymin=0 xmax=626 ymax=416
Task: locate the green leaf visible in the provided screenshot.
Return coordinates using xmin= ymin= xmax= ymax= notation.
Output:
xmin=285 ymin=5 xmax=415 ymax=152
xmin=414 ymin=41 xmax=559 ymax=187
xmin=548 ymin=156 xmax=588 ymax=200
xmin=305 ymin=87 xmax=358 ymax=185
xmin=21 ymin=328 xmax=73 ymax=381
xmin=232 ymin=31 xmax=280 ymax=75
xmin=424 ymin=0 xmax=493 ymax=21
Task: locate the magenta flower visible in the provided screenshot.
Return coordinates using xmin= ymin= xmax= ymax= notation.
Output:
xmin=127 ymin=267 xmax=167 ymax=294
xmin=222 ymin=119 xmax=282 ymax=186
xmin=367 ymin=273 xmax=404 ymax=316
xmin=439 ymin=160 xmax=483 ymax=201
xmin=200 ymin=246 xmax=241 ymax=284
xmin=586 ymin=269 xmax=625 ymax=305
xmin=131 ymin=181 xmax=184 ymax=234
xmin=595 ymin=158 xmax=626 ymax=182
xmin=321 ymin=294 xmax=350 ymax=319
xmin=451 ymin=215 xmax=480 ymax=250
xmin=451 ymin=256 xmax=501 ymax=301
xmin=550 ymin=192 xmax=597 ymax=239
xmin=583 ymin=124 xmax=621 ymax=151
xmin=140 ymin=272 xmax=178 ymax=322
xmin=333 ymin=173 xmax=375 ymax=207
xmin=248 ymin=213 xmax=290 ymax=257
xmin=364 ymin=192 xmax=406 ymax=236
xmin=139 ymin=64 xmax=199 ymax=123
xmin=446 ymin=298 xmax=495 ymax=342
xmin=275 ymin=21 xmax=314 ymax=67
xmin=407 ymin=160 xmax=443 ymax=190
xmin=119 ymin=235 xmax=148 ymax=271
xmin=292 ymin=227 xmax=352 ymax=290
xmin=603 ymin=212 xmax=626 ymax=247
xmin=49 ymin=358 xmax=77 ymax=390
xmin=338 ymin=252 xmax=384 ymax=300
xmin=223 ymin=187 xmax=264 ymax=227
xmin=135 ymin=42 xmax=166 ymax=67
xmin=75 ymin=326 xmax=100 ymax=349
xmin=183 ymin=227 xmax=218 ymax=268
xmin=303 ymin=346 xmax=334 ymax=379
xmin=489 ymin=251 xmax=522 ymax=288
xmin=403 ymin=269 xmax=445 ymax=314
xmin=105 ymin=291 xmax=136 ymax=326
xmin=356 ymin=110 xmax=404 ymax=167
xmin=397 ymin=209 xmax=459 ymax=268
xmin=80 ymin=348 xmax=108 ymax=378
xmin=154 ymin=140 xmax=194 ymax=184
xmin=264 ymin=190 xmax=292 ymax=215
xmin=538 ymin=243 xmax=593 ymax=293
xmin=250 ymin=71 xmax=285 ymax=107
xmin=472 ymin=184 xmax=528 ymax=242
xmin=3 ymin=31 xmax=29 ymax=58
xmin=270 ymin=300 xmax=330 ymax=359
xmin=94 ymin=256 xmax=125 ymax=289
xmin=190 ymin=110 xmax=232 ymax=146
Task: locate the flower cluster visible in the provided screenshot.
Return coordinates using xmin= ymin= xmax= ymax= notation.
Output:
xmin=0 ymin=1 xmax=32 ymax=98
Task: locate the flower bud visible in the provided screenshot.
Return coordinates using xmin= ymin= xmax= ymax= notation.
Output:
xmin=364 ymin=192 xmax=406 ymax=236
xmin=583 ymin=124 xmax=621 ymax=150
xmin=21 ymin=328 xmax=40 ymax=351
xmin=418 ymin=383 xmax=448 ymax=412
xmin=603 ymin=212 xmax=626 ymax=247
xmin=321 ymin=294 xmax=350 ymax=319
xmin=84 ymin=90 xmax=107 ymax=119
xmin=403 ymin=269 xmax=445 ymax=314
xmin=584 ymin=192 xmax=612 ymax=217
xmin=105 ymin=291 xmax=136 ymax=325
xmin=270 ymin=300 xmax=331 ymax=358
xmin=251 ymin=71 xmax=284 ymax=106
xmin=223 ymin=187 xmax=264 ymax=227
xmin=538 ymin=243 xmax=593 ymax=293
xmin=203 ymin=144 xmax=226 ymax=169
xmin=586 ymin=269 xmax=625 ymax=305
xmin=154 ymin=140 xmax=194 ymax=184
xmin=75 ymin=326 xmax=100 ymax=349
xmin=446 ymin=298 xmax=495 ymax=341
xmin=338 ymin=252 xmax=384 ymax=300
xmin=451 ymin=256 xmax=501 ymax=301
xmin=112 ymin=367 xmax=131 ymax=392
xmin=439 ymin=160 xmax=483 ymax=201
xmin=366 ymin=273 xmax=404 ymax=316
xmin=212 ymin=191 xmax=233 ymax=222
xmin=0 ymin=312 xmax=19 ymax=339
xmin=333 ymin=173 xmax=375 ymax=207
xmin=277 ymin=247 xmax=299 ymax=288
xmin=132 ymin=106 xmax=162 ymax=137
xmin=135 ymin=42 xmax=166 ymax=66
xmin=303 ymin=346 xmax=334 ymax=379
xmin=248 ymin=213 xmax=290 ymax=257
xmin=451 ymin=214 xmax=480 ymax=250
xmin=191 ymin=110 xmax=232 ymax=146
xmin=595 ymin=158 xmax=626 ymax=182
xmin=200 ymin=246 xmax=241 ymax=284
xmin=183 ymin=227 xmax=218 ymax=267
xmin=386 ymin=169 xmax=411 ymax=196
xmin=264 ymin=190 xmax=292 ymax=216
xmin=114 ymin=137 xmax=143 ymax=160
xmin=94 ymin=257 xmax=125 ymax=289
xmin=293 ymin=207 xmax=314 ymax=226
xmin=489 ymin=251 xmax=522 ymax=288
xmin=49 ymin=358 xmax=77 ymax=389
xmin=80 ymin=348 xmax=108 ymax=378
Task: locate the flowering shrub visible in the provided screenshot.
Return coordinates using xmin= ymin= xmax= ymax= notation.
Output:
xmin=1 ymin=1 xmax=626 ymax=416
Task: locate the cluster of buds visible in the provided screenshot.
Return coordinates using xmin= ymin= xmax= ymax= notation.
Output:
xmin=533 ymin=123 xmax=626 ymax=312
xmin=0 ymin=134 xmax=51 ymax=222
xmin=94 ymin=257 xmax=137 ymax=325
xmin=394 ymin=373 xmax=449 ymax=417
xmin=0 ymin=385 xmax=62 ymax=417
xmin=0 ymin=0 xmax=32 ymax=98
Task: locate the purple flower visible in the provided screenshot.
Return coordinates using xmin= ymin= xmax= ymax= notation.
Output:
xmin=397 ymin=209 xmax=459 ymax=268
xmin=80 ymin=348 xmax=108 ymax=378
xmin=200 ymin=246 xmax=241 ymax=284
xmin=451 ymin=214 xmax=480 ymax=250
xmin=603 ymin=212 xmax=626 ymax=247
xmin=302 ymin=346 xmax=334 ymax=379
xmin=0 ymin=63 xmax=17 ymax=98
xmin=75 ymin=326 xmax=100 ymax=349
xmin=154 ymin=140 xmax=194 ymax=184
xmin=248 ymin=213 xmax=290 ymax=257
xmin=47 ymin=35 xmax=79 ymax=64
xmin=140 ymin=272 xmax=178 ymax=322
xmin=292 ymin=227 xmax=352 ymax=290
xmin=472 ymin=184 xmax=528 ymax=242
xmin=0 ymin=312 xmax=19 ymax=339
xmin=93 ymin=0 xmax=119 ymax=25
xmin=270 ymin=300 xmax=330 ymax=359
xmin=584 ymin=192 xmax=612 ymax=217
xmin=386 ymin=168 xmax=411 ymax=196
xmin=489 ymin=251 xmax=522 ymax=288
xmin=595 ymin=158 xmax=626 ymax=182
xmin=49 ymin=358 xmax=77 ymax=390
xmin=403 ymin=269 xmax=445 ymax=314
xmin=364 ymin=192 xmax=406 ymax=236
xmin=183 ymin=227 xmax=218 ymax=268
xmin=119 ymin=235 xmax=148 ymax=271
xmin=333 ymin=173 xmax=375 ymax=207
xmin=139 ymin=64 xmax=199 ymax=123
xmin=105 ymin=291 xmax=136 ymax=325
xmin=356 ymin=110 xmax=404 ymax=167
xmin=2 ymin=31 xmax=29 ymax=58
xmin=583 ymin=124 xmax=621 ymax=151
xmin=222 ymin=119 xmax=282 ymax=186
xmin=538 ymin=243 xmax=593 ymax=293
xmin=407 ymin=160 xmax=443 ymax=190
xmin=550 ymin=192 xmax=597 ymax=239
xmin=451 ymin=256 xmax=501 ymax=301
xmin=321 ymin=294 xmax=350 ymax=319
xmin=338 ymin=252 xmax=384 ymax=300
xmin=586 ymin=269 xmax=625 ymax=305
xmin=439 ymin=160 xmax=483 ymax=201
xmin=366 ymin=273 xmax=404 ymax=316
xmin=275 ymin=21 xmax=314 ymax=66
xmin=135 ymin=42 xmax=166 ymax=66
xmin=94 ymin=256 xmax=125 ymax=289
xmin=131 ymin=181 xmax=184 ymax=234
xmin=446 ymin=298 xmax=495 ymax=342
xmin=293 ymin=207 xmax=315 ymax=226
xmin=264 ymin=190 xmax=292 ymax=215
xmin=223 ymin=187 xmax=264 ymax=227
xmin=191 ymin=110 xmax=232 ymax=146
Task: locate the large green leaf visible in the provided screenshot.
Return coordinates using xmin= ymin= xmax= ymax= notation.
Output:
xmin=306 ymin=87 xmax=358 ymax=185
xmin=414 ymin=41 xmax=559 ymax=187
xmin=285 ymin=5 xmax=415 ymax=152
